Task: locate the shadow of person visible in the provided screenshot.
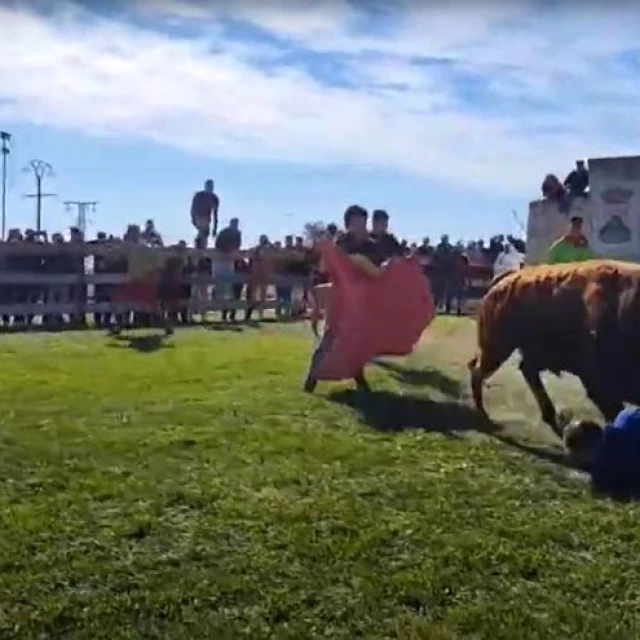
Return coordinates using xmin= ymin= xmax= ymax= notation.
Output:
xmin=108 ymin=333 xmax=173 ymax=353
xmin=209 ymin=323 xmax=245 ymax=333
xmin=490 ymin=431 xmax=570 ymax=467
xmin=328 ymin=388 xmax=578 ymax=472
xmin=328 ymin=388 xmax=498 ymax=436
xmin=373 ymin=360 xmax=462 ymax=397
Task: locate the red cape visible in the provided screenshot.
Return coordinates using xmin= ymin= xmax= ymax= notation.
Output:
xmin=314 ymin=240 xmax=435 ymax=380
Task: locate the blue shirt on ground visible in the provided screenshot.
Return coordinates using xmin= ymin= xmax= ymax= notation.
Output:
xmin=592 ymin=407 xmax=640 ymax=494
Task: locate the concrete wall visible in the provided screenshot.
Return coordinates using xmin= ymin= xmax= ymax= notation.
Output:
xmin=526 ymin=155 xmax=640 ymax=265
xmin=526 ymin=196 xmax=593 ymax=265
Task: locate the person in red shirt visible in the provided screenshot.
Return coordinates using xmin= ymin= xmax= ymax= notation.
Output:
xmin=190 ymin=179 xmax=219 ymax=249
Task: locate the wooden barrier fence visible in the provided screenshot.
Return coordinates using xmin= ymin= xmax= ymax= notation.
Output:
xmin=0 ymin=243 xmax=494 ymax=322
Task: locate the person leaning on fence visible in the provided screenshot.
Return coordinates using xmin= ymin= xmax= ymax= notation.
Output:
xmin=42 ymin=233 xmax=68 ymax=327
xmin=244 ymin=235 xmax=273 ymax=322
xmin=214 ymin=218 xmax=241 ymax=305
xmin=304 ymin=204 xmax=383 ymax=394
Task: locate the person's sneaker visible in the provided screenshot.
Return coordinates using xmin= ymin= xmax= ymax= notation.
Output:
xmin=303 ymin=376 xmax=318 ymax=393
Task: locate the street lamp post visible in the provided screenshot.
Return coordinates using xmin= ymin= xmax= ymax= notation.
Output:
xmin=0 ymin=131 xmax=11 ymax=240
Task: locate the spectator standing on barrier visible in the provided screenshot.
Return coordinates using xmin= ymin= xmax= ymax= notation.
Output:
xmin=191 ymin=179 xmax=219 ymax=249
xmin=215 ymin=217 xmax=242 ymax=310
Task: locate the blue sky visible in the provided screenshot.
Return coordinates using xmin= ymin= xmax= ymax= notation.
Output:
xmin=1 ymin=1 xmax=640 ymax=245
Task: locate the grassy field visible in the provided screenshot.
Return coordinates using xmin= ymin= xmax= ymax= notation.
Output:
xmin=1 ymin=317 xmax=640 ymax=639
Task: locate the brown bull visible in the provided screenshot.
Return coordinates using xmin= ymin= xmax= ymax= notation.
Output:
xmin=468 ymin=260 xmax=640 ymax=436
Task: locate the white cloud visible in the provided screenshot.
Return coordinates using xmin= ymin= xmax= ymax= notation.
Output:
xmin=0 ymin=1 xmax=639 ymax=197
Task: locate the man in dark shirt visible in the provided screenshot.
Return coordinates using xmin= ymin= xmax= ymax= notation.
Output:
xmin=563 ymin=160 xmax=589 ymax=197
xmin=215 ymin=218 xmax=241 ymax=253
xmin=191 ymin=179 xmax=220 ymax=249
xmin=431 ymin=235 xmax=454 ymax=311
xmin=370 ymin=209 xmax=404 ymax=262
xmin=304 ymin=205 xmax=382 ymax=394
xmin=560 ymin=160 xmax=589 ymax=215
xmin=215 ymin=218 xmax=241 ymax=306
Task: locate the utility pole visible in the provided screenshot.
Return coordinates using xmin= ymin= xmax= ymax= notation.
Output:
xmin=23 ymin=159 xmax=55 ymax=233
xmin=64 ymin=200 xmax=98 ymax=235
xmin=1 ymin=131 xmax=11 ymax=240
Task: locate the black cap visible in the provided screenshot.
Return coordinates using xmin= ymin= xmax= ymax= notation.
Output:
xmin=372 ymin=209 xmax=389 ymax=220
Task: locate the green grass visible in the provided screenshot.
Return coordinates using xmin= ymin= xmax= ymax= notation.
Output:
xmin=1 ymin=318 xmax=640 ymax=639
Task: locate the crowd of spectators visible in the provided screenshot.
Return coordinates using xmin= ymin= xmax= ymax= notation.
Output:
xmin=0 ymin=210 xmax=526 ymax=329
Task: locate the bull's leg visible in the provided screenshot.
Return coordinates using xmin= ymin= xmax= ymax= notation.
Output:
xmin=468 ymin=347 xmax=512 ymax=419
xmin=519 ymin=357 xmax=559 ymax=433
xmin=578 ymin=371 xmax=624 ymax=423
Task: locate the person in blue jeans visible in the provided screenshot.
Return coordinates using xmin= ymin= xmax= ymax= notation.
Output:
xmin=303 ymin=204 xmax=383 ymax=394
xmin=564 ymin=406 xmax=640 ymax=496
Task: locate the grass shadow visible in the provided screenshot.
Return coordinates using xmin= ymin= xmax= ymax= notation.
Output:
xmin=328 ymin=389 xmax=497 ymax=437
xmin=328 ymin=389 xmax=578 ymax=471
xmin=374 ymin=360 xmax=462 ymax=397
xmin=490 ymin=431 xmax=569 ymax=467
xmin=209 ymin=323 xmax=245 ymax=333
xmin=108 ymin=333 xmax=174 ymax=353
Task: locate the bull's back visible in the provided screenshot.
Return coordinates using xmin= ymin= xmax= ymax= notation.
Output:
xmin=477 ymin=260 xmax=640 ymax=348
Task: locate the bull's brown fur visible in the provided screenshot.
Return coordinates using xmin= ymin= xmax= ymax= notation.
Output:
xmin=469 ymin=260 xmax=640 ymax=435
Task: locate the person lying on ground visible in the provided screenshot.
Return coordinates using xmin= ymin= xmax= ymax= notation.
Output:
xmin=563 ymin=406 xmax=640 ymax=497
